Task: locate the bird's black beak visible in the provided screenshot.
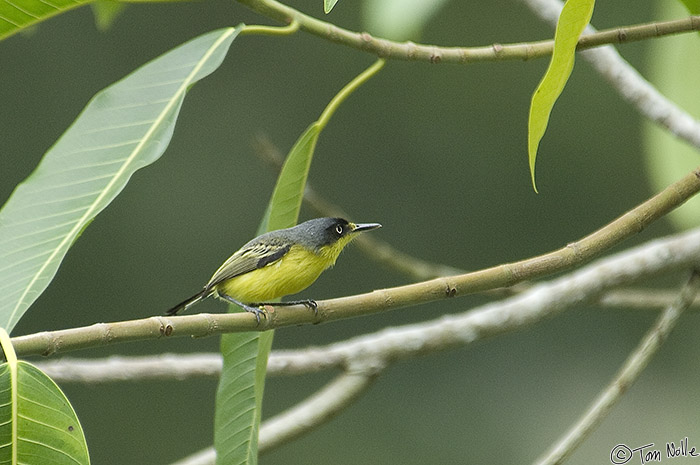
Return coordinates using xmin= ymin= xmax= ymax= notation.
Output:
xmin=352 ymin=222 xmax=382 ymax=233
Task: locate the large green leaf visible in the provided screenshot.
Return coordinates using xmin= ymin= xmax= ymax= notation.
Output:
xmin=0 ymin=27 xmax=240 ymax=332
xmin=0 ymin=362 xmax=91 ymax=464
xmin=214 ymin=59 xmax=384 ymax=465
xmin=0 ymin=328 xmax=89 ymax=464
xmin=0 ymin=0 xmax=92 ymax=41
xmin=0 ymin=0 xmax=186 ymax=41
xmin=527 ymin=0 xmax=595 ymax=191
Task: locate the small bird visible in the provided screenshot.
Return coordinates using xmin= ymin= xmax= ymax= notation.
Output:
xmin=166 ymin=217 xmax=381 ymax=322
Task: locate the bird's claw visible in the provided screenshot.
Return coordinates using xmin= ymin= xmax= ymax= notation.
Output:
xmin=303 ymin=300 xmax=318 ymax=316
xmin=244 ymin=305 xmax=268 ymax=325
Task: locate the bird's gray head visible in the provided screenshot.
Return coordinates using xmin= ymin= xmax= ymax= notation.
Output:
xmin=290 ymin=217 xmax=382 ymax=251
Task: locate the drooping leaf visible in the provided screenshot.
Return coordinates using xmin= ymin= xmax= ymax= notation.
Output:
xmin=361 ymin=0 xmax=449 ymax=41
xmin=214 ymin=60 xmax=384 ymax=465
xmin=0 ymin=328 xmax=89 ymax=464
xmin=0 ymin=27 xmax=240 ymax=332
xmin=527 ymin=0 xmax=595 ymax=191
xmin=643 ymin=0 xmax=700 ymax=229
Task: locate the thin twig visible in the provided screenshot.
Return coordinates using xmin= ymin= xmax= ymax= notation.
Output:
xmin=237 ymin=0 xmax=700 ymax=64
xmin=599 ymin=289 xmax=700 ymax=309
xmin=534 ymin=270 xmax=700 ymax=465
xmin=35 ymin=354 xmax=223 ymax=382
xmin=259 ymin=364 xmax=381 ymax=453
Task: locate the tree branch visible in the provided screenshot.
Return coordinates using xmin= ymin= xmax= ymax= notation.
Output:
xmin=259 ymin=365 xmax=381 ymax=453
xmin=236 ymin=0 xmax=700 ymax=63
xmin=11 ymin=168 xmax=700 ymax=357
xmin=34 ymin=227 xmax=700 ymax=384
xmin=31 ymin=286 xmax=700 ymax=383
xmin=534 ymin=270 xmax=700 ymax=465
xmin=28 ymin=285 xmax=700 ymax=380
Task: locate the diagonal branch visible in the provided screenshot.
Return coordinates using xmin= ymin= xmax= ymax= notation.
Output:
xmin=34 ymin=227 xmax=700 ymax=383
xmin=10 ymin=168 xmax=700 ymax=357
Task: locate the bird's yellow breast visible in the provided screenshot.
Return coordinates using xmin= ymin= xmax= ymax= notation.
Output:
xmin=212 ymin=241 xmax=348 ymax=303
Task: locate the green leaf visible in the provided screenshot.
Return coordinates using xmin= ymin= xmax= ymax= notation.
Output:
xmin=677 ymin=0 xmax=700 ymax=14
xmin=527 ymin=0 xmax=595 ymax=192
xmin=361 ymin=0 xmax=449 ymax=41
xmin=324 ymin=0 xmax=338 ymax=14
xmin=0 ymin=27 xmax=240 ymax=332
xmin=0 ymin=328 xmax=89 ymax=464
xmin=643 ymin=0 xmax=700 ymax=229
xmin=214 ymin=124 xmax=321 ymax=465
xmin=214 ymin=60 xmax=384 ymax=465
xmin=0 ymin=0 xmax=92 ymax=41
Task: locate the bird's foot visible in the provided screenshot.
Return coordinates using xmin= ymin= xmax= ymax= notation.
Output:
xmin=241 ymin=303 xmax=268 ymax=325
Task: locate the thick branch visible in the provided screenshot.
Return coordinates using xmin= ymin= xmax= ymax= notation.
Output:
xmin=32 ymin=285 xmax=700 ymax=383
xmin=11 ymin=168 xmax=700 ymax=357
xmin=32 ymin=226 xmax=700 ymax=384
xmin=237 ymin=0 xmax=700 ymax=63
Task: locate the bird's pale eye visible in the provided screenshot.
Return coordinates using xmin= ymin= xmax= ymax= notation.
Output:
xmin=335 ymin=225 xmax=343 ymax=235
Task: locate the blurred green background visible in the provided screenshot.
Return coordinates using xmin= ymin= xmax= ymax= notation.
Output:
xmin=3 ymin=0 xmax=700 ymax=463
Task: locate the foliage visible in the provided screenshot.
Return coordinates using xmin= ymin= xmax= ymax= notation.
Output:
xmin=0 ymin=0 xmax=698 ymax=464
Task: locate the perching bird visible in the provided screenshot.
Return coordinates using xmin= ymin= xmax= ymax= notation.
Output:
xmin=165 ymin=217 xmax=381 ymax=322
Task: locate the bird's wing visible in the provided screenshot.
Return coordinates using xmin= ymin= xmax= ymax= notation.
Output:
xmin=205 ymin=241 xmax=291 ymax=290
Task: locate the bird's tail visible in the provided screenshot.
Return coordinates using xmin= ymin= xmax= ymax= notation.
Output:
xmin=165 ymin=289 xmax=211 ymax=316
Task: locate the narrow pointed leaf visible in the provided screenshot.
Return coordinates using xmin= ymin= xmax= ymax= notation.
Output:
xmin=527 ymin=0 xmax=595 ymax=191
xmin=214 ymin=124 xmax=320 ymax=465
xmin=0 ymin=27 xmax=239 ymax=332
xmin=214 ymin=60 xmax=384 ymax=465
